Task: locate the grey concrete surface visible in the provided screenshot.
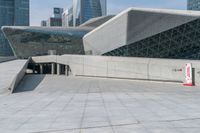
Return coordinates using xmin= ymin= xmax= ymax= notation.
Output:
xmin=79 ymin=15 xmax=115 ymax=28
xmin=31 ymin=55 xmax=200 ymax=86
xmin=0 ymin=60 xmax=28 ymax=94
xmin=9 ymin=59 xmax=30 ymax=93
xmin=1 ymin=75 xmax=200 ymax=133
xmin=0 ymin=56 xmax=16 ymax=63
xmin=83 ymin=8 xmax=200 ymax=55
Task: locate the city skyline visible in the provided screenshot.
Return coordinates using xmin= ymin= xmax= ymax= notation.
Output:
xmin=30 ymin=0 xmax=187 ymax=26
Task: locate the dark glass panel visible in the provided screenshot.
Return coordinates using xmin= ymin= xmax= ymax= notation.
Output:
xmin=104 ymin=19 xmax=200 ymax=60
xmin=3 ymin=28 xmax=89 ymax=58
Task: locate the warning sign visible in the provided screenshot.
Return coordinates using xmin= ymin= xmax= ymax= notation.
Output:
xmin=183 ymin=63 xmax=193 ymax=86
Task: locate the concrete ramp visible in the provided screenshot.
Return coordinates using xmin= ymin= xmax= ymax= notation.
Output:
xmin=0 ymin=60 xmax=29 ymax=94
xmin=15 ymin=75 xmax=78 ymax=93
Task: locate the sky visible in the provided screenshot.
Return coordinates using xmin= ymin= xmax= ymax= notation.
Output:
xmin=30 ymin=0 xmax=187 ymax=26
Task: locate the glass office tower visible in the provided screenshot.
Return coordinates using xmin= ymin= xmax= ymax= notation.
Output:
xmin=0 ymin=0 xmax=29 ymax=56
xmin=46 ymin=8 xmax=63 ymax=27
xmin=73 ymin=0 xmax=107 ymax=26
xmin=188 ymin=0 xmax=200 ymax=10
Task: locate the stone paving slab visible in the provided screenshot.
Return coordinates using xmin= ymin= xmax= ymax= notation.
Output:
xmin=0 ymin=75 xmax=200 ymax=133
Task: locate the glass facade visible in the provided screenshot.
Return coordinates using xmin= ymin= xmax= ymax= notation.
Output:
xmin=0 ymin=0 xmax=14 ymax=56
xmin=14 ymin=0 xmax=29 ymax=26
xmin=81 ymin=0 xmax=103 ymax=23
xmin=46 ymin=8 xmax=63 ymax=27
xmin=104 ymin=19 xmax=200 ymax=60
xmin=73 ymin=0 xmax=106 ymax=26
xmin=0 ymin=0 xmax=29 ymax=56
xmin=188 ymin=0 xmax=200 ymax=10
xmin=68 ymin=7 xmax=74 ymax=27
xmin=47 ymin=18 xmax=62 ymax=27
xmin=41 ymin=20 xmax=47 ymax=27
xmin=53 ymin=8 xmax=63 ymax=18
xmin=0 ymin=31 xmax=13 ymax=56
xmin=2 ymin=27 xmax=91 ymax=58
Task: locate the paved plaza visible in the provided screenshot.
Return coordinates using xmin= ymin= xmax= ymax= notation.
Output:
xmin=0 ymin=75 xmax=200 ymax=133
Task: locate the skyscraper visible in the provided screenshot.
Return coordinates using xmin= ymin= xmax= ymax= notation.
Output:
xmin=73 ymin=0 xmax=107 ymax=26
xmin=62 ymin=10 xmax=69 ymax=27
xmin=53 ymin=8 xmax=64 ymax=18
xmin=47 ymin=8 xmax=63 ymax=27
xmin=0 ymin=0 xmax=29 ymax=56
xmin=41 ymin=20 xmax=47 ymax=27
xmin=188 ymin=0 xmax=200 ymax=10
xmin=62 ymin=7 xmax=73 ymax=27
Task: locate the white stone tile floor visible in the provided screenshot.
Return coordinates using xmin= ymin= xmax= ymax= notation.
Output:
xmin=0 ymin=75 xmax=200 ymax=133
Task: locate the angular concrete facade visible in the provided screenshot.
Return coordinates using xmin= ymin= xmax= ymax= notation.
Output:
xmin=2 ymin=7 xmax=200 ymax=60
xmin=2 ymin=16 xmax=113 ymax=58
xmin=83 ymin=8 xmax=200 ymax=60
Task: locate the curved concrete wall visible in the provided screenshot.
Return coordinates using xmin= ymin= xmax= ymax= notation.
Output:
xmin=32 ymin=55 xmax=200 ymax=86
xmin=126 ymin=10 xmax=197 ymax=45
xmin=83 ymin=8 xmax=200 ymax=55
xmin=83 ymin=8 xmax=129 ymax=55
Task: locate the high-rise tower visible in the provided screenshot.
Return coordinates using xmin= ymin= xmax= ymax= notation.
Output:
xmin=73 ymin=0 xmax=107 ymax=27
xmin=0 ymin=0 xmax=29 ymax=56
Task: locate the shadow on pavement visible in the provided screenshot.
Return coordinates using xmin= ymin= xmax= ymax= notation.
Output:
xmin=14 ymin=75 xmax=45 ymax=93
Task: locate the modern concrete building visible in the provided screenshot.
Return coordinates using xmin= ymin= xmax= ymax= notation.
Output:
xmin=84 ymin=8 xmax=200 ymax=60
xmin=2 ymin=26 xmax=91 ymax=58
xmin=2 ymin=16 xmax=113 ymax=58
xmin=188 ymin=0 xmax=200 ymax=10
xmin=2 ymin=7 xmax=200 ymax=60
xmin=73 ymin=0 xmax=107 ymax=26
xmin=0 ymin=0 xmax=29 ymax=56
xmin=2 ymin=8 xmax=200 ymax=133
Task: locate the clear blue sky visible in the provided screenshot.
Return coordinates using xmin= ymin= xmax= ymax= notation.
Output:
xmin=30 ymin=0 xmax=187 ymax=26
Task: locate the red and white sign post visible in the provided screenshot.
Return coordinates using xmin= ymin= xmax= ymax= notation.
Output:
xmin=183 ymin=63 xmax=194 ymax=86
